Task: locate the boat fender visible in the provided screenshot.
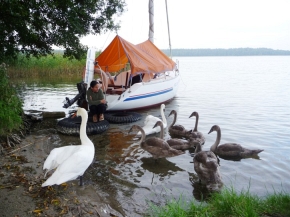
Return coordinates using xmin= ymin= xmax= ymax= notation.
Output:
xmin=56 ymin=115 xmax=110 ymax=136
xmin=104 ymin=112 xmax=142 ymax=124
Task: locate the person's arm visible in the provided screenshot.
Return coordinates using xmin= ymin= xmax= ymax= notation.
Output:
xmin=86 ymin=89 xmax=101 ymax=106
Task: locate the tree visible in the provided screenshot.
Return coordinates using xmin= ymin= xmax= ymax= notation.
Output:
xmin=0 ymin=0 xmax=126 ymax=61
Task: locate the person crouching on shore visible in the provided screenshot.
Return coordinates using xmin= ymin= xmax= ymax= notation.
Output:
xmin=86 ymin=80 xmax=107 ymax=122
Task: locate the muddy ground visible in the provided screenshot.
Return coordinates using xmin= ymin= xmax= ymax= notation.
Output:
xmin=0 ymin=124 xmax=124 ymax=217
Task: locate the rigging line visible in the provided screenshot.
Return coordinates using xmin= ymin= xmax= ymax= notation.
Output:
xmin=101 ymin=31 xmax=112 ymax=51
xmin=165 ymin=0 xmax=172 ymax=59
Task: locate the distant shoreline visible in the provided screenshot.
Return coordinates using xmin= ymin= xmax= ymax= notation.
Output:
xmin=161 ymin=48 xmax=290 ymax=56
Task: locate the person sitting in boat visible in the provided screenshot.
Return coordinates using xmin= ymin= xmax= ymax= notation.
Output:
xmin=86 ymin=80 xmax=107 ymax=122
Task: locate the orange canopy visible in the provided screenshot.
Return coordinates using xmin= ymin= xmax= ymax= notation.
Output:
xmin=95 ymin=35 xmax=176 ymax=76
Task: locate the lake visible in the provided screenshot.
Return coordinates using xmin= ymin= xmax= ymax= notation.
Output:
xmin=19 ymin=56 xmax=290 ymax=216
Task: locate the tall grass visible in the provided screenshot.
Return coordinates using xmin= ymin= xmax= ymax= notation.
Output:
xmin=7 ymin=53 xmax=86 ymax=80
xmin=0 ymin=63 xmax=23 ymax=136
xmin=146 ymin=187 xmax=290 ymax=217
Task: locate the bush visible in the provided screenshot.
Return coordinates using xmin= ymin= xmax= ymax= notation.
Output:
xmin=0 ymin=63 xmax=23 ymax=136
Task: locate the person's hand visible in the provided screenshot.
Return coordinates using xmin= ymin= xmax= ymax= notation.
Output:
xmin=101 ymin=99 xmax=106 ymax=104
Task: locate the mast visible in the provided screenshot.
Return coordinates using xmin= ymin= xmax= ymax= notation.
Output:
xmin=149 ymin=0 xmax=154 ymax=43
xmin=165 ymin=0 xmax=172 ymax=59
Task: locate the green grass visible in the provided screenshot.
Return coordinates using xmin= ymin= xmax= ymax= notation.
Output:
xmin=146 ymin=187 xmax=290 ymax=217
xmin=6 ymin=53 xmax=86 ymax=80
xmin=0 ymin=63 xmax=23 ymax=136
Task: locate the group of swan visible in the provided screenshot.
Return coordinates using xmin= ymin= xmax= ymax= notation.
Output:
xmin=139 ymin=106 xmax=264 ymax=189
xmin=41 ymin=105 xmax=264 ymax=191
xmin=42 ymin=108 xmax=94 ymax=187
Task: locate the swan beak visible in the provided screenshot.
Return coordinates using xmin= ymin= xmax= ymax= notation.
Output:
xmin=128 ymin=127 xmax=133 ymax=134
xmin=71 ymin=112 xmax=77 ymax=118
xmin=208 ymin=129 xmax=213 ymax=134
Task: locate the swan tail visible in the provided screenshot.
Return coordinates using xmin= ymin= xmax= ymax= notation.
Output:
xmin=253 ymin=149 xmax=264 ymax=155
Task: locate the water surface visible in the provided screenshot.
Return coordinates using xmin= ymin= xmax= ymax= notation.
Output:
xmin=19 ymin=56 xmax=290 ymax=216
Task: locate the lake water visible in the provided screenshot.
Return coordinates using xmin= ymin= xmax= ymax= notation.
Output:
xmin=19 ymin=56 xmax=290 ymax=216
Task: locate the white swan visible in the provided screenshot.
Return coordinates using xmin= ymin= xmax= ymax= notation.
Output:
xmin=129 ymin=123 xmax=183 ymax=160
xmin=137 ymin=104 xmax=167 ymax=136
xmin=42 ymin=108 xmax=95 ymax=187
xmin=208 ymin=125 xmax=264 ymax=159
xmin=193 ymin=143 xmax=222 ymax=190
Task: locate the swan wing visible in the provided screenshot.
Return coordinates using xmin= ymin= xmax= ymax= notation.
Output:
xmin=43 ymin=146 xmax=80 ymax=171
xmin=42 ymin=146 xmax=94 ymax=186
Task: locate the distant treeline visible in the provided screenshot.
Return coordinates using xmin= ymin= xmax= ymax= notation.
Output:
xmin=161 ymin=48 xmax=290 ymax=56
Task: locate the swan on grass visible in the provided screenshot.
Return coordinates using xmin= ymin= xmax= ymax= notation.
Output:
xmin=42 ymin=108 xmax=95 ymax=187
xmin=184 ymin=111 xmax=206 ymax=145
xmin=129 ymin=123 xmax=184 ymax=160
xmin=208 ymin=125 xmax=264 ymax=159
xmin=168 ymin=110 xmax=187 ymax=138
xmin=154 ymin=120 xmax=196 ymax=151
xmin=137 ymin=104 xmax=167 ymax=136
xmin=193 ymin=143 xmax=223 ymax=190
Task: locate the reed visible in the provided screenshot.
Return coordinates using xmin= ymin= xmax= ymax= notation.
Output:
xmin=6 ymin=53 xmax=86 ymax=79
xmin=146 ymin=187 xmax=290 ymax=217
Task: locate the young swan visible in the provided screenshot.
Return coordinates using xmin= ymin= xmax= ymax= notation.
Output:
xmin=208 ymin=125 xmax=264 ymax=159
xmin=193 ymin=143 xmax=223 ymax=191
xmin=155 ymin=120 xmax=196 ymax=150
xmin=128 ymin=124 xmax=184 ymax=159
xmin=168 ymin=110 xmax=187 ymax=138
xmin=184 ymin=111 xmax=206 ymax=145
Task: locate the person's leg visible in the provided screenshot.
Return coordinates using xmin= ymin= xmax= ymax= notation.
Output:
xmin=89 ymin=105 xmax=98 ymax=122
xmin=96 ymin=104 xmax=107 ymax=121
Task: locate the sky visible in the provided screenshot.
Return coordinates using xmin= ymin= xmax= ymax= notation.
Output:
xmin=80 ymin=0 xmax=290 ymax=51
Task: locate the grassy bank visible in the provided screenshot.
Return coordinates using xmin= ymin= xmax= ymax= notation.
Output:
xmin=6 ymin=53 xmax=86 ymax=80
xmin=146 ymin=187 xmax=290 ymax=217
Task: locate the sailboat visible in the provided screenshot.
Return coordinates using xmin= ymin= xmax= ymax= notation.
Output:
xmin=63 ymin=0 xmax=180 ymax=112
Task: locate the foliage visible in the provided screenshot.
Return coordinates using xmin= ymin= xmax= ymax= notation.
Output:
xmin=146 ymin=187 xmax=290 ymax=217
xmin=0 ymin=0 xmax=126 ymax=62
xmin=0 ymin=63 xmax=23 ymax=136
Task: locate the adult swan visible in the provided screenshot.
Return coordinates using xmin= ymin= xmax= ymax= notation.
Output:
xmin=137 ymin=104 xmax=167 ymax=136
xmin=42 ymin=108 xmax=95 ymax=187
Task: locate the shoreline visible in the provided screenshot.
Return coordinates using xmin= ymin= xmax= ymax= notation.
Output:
xmin=0 ymin=131 xmax=123 ymax=217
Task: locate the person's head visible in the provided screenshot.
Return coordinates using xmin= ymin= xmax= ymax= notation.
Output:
xmin=90 ymin=80 xmax=101 ymax=92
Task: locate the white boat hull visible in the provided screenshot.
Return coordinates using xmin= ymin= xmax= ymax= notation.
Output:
xmin=105 ymin=73 xmax=180 ymax=111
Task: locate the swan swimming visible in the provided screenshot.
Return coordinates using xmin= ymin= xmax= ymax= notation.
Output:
xmin=129 ymin=123 xmax=183 ymax=160
xmin=184 ymin=111 xmax=205 ymax=145
xmin=155 ymin=120 xmax=195 ymax=150
xmin=208 ymin=125 xmax=264 ymax=159
xmin=193 ymin=143 xmax=222 ymax=190
xmin=168 ymin=110 xmax=187 ymax=138
xmin=42 ymin=108 xmax=95 ymax=187
xmin=137 ymin=104 xmax=167 ymax=136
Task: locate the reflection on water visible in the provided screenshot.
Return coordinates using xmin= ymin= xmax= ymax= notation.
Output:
xmin=16 ymin=56 xmax=290 ymax=216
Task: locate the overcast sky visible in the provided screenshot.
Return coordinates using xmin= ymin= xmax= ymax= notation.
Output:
xmin=80 ymin=0 xmax=290 ymax=51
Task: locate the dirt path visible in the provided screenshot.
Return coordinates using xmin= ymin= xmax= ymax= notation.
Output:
xmin=0 ymin=132 xmax=123 ymax=217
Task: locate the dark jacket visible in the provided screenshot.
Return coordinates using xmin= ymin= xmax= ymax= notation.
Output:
xmin=86 ymin=88 xmax=104 ymax=106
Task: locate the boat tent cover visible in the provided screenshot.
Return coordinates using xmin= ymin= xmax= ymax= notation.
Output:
xmin=95 ymin=35 xmax=176 ymax=76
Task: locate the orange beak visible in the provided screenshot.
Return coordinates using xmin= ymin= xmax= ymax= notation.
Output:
xmin=71 ymin=112 xmax=77 ymax=118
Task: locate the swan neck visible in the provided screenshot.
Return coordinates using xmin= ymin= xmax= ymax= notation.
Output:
xmin=159 ymin=123 xmax=164 ymax=139
xmin=211 ymin=128 xmax=221 ymax=152
xmin=160 ymin=107 xmax=167 ymax=125
xmin=169 ymin=112 xmax=177 ymax=128
xmin=80 ymin=114 xmax=90 ymax=144
xmin=193 ymin=114 xmax=198 ymax=132
xmin=138 ymin=126 xmax=146 ymax=144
